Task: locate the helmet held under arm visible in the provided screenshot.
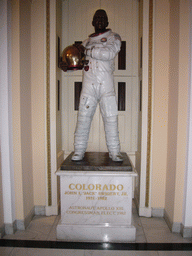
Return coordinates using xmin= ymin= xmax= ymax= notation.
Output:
xmin=59 ymin=44 xmax=86 ymax=72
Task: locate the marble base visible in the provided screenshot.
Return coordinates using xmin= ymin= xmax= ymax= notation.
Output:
xmin=56 ymin=152 xmax=137 ymax=242
xmin=57 ymin=221 xmax=136 ymax=242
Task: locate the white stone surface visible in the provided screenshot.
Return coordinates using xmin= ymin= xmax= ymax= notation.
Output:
xmin=57 ymin=221 xmax=136 ymax=242
xmin=56 ymin=170 xmax=137 ymax=242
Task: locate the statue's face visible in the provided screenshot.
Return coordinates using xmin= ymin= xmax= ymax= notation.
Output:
xmin=92 ymin=10 xmax=108 ymax=32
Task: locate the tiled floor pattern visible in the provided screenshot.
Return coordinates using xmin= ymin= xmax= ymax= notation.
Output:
xmin=1 ymin=203 xmax=192 ymax=256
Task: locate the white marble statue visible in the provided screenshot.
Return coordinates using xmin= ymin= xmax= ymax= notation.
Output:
xmin=72 ymin=9 xmax=123 ymax=162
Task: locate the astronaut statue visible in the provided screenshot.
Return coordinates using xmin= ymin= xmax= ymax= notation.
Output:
xmin=72 ymin=9 xmax=123 ymax=162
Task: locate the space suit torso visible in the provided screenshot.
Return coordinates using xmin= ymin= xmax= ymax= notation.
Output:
xmin=82 ymin=29 xmax=121 ymax=73
xmin=80 ymin=29 xmax=121 ymax=108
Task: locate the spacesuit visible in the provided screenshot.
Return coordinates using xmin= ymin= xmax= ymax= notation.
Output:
xmin=72 ymin=29 xmax=123 ymax=161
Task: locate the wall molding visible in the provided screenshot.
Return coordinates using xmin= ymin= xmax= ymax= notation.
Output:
xmin=0 ymin=0 xmax=16 ymax=229
xmin=35 ymin=205 xmax=46 ymax=216
xmin=145 ymin=0 xmax=153 ymax=208
xmin=4 ymin=221 xmax=17 ymax=235
xmin=182 ymin=0 xmax=192 ymax=234
xmin=151 ymin=207 xmax=164 ymax=217
xmin=46 ymin=0 xmax=52 ymax=207
xmin=0 ymin=224 xmax=5 ymax=238
xmin=16 ymin=207 xmax=35 ymax=231
xmin=138 ymin=207 xmax=192 ymax=237
xmin=139 ymin=207 xmax=152 ymax=217
xmin=181 ymin=224 xmax=192 ymax=238
xmin=139 ymin=0 xmax=154 ymax=217
xmin=45 ymin=205 xmax=59 ymax=216
xmin=2 ymin=205 xmax=48 ymax=237
xmin=164 ymin=210 xmax=181 ymax=234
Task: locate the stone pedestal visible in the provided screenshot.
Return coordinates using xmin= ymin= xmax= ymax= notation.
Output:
xmin=56 ymin=152 xmax=137 ymax=242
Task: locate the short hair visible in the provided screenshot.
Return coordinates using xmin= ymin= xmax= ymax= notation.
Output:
xmin=93 ymin=9 xmax=108 ymax=22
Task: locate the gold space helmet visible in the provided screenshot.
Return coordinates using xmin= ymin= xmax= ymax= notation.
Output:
xmin=60 ymin=43 xmax=85 ymax=72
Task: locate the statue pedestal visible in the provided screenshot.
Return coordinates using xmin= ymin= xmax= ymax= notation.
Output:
xmin=56 ymin=152 xmax=137 ymax=242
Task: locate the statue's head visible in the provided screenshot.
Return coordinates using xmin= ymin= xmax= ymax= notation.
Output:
xmin=92 ymin=9 xmax=109 ymax=33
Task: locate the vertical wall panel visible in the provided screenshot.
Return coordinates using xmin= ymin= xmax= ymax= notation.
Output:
xmin=74 ymin=82 xmax=82 ymax=110
xmin=118 ymin=41 xmax=126 ymax=70
xmin=58 ymin=80 xmax=60 ymax=111
xmin=118 ymin=82 xmax=126 ymax=111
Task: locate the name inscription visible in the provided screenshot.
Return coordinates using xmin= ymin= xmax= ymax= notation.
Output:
xmin=64 ymin=183 xmax=128 ymax=200
xmin=63 ymin=182 xmax=128 ymax=218
xmin=69 ymin=183 xmax=124 ymax=191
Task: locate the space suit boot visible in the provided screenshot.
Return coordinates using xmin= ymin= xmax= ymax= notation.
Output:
xmin=71 ymin=115 xmax=92 ymax=161
xmin=109 ymin=152 xmax=123 ymax=162
xmin=71 ymin=152 xmax=85 ymax=161
xmin=103 ymin=115 xmax=123 ymax=162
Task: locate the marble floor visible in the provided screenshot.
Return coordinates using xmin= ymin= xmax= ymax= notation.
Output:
xmin=1 ymin=202 xmax=192 ymax=256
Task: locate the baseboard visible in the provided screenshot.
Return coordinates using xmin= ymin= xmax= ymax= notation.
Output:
xmin=4 ymin=207 xmax=35 ymax=234
xmin=16 ymin=206 xmax=35 ymax=230
xmin=4 ymin=220 xmax=17 ymax=235
xmin=181 ymin=224 xmax=192 ymax=238
xmin=2 ymin=205 xmax=57 ymax=237
xmin=164 ymin=209 xmax=181 ymax=233
xmin=35 ymin=205 xmax=46 ymax=215
xmin=152 ymin=209 xmax=190 ymax=236
xmin=45 ymin=205 xmax=59 ymax=216
xmin=133 ymin=192 xmax=139 ymax=212
xmin=172 ymin=222 xmax=181 ymax=233
xmin=152 ymin=208 xmax=164 ymax=217
xmin=139 ymin=207 xmax=152 ymax=217
xmin=0 ymin=224 xmax=5 ymax=238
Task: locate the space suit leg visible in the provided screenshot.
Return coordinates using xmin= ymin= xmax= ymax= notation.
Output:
xmin=72 ymin=94 xmax=97 ymax=161
xmin=100 ymin=96 xmax=123 ymax=162
xmin=72 ymin=115 xmax=93 ymax=161
xmin=102 ymin=115 xmax=123 ymax=162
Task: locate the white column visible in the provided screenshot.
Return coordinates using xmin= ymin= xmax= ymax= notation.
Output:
xmin=182 ymin=0 xmax=192 ymax=237
xmin=0 ymin=0 xmax=15 ymax=232
xmin=139 ymin=0 xmax=152 ymax=217
xmin=45 ymin=0 xmax=58 ymax=215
